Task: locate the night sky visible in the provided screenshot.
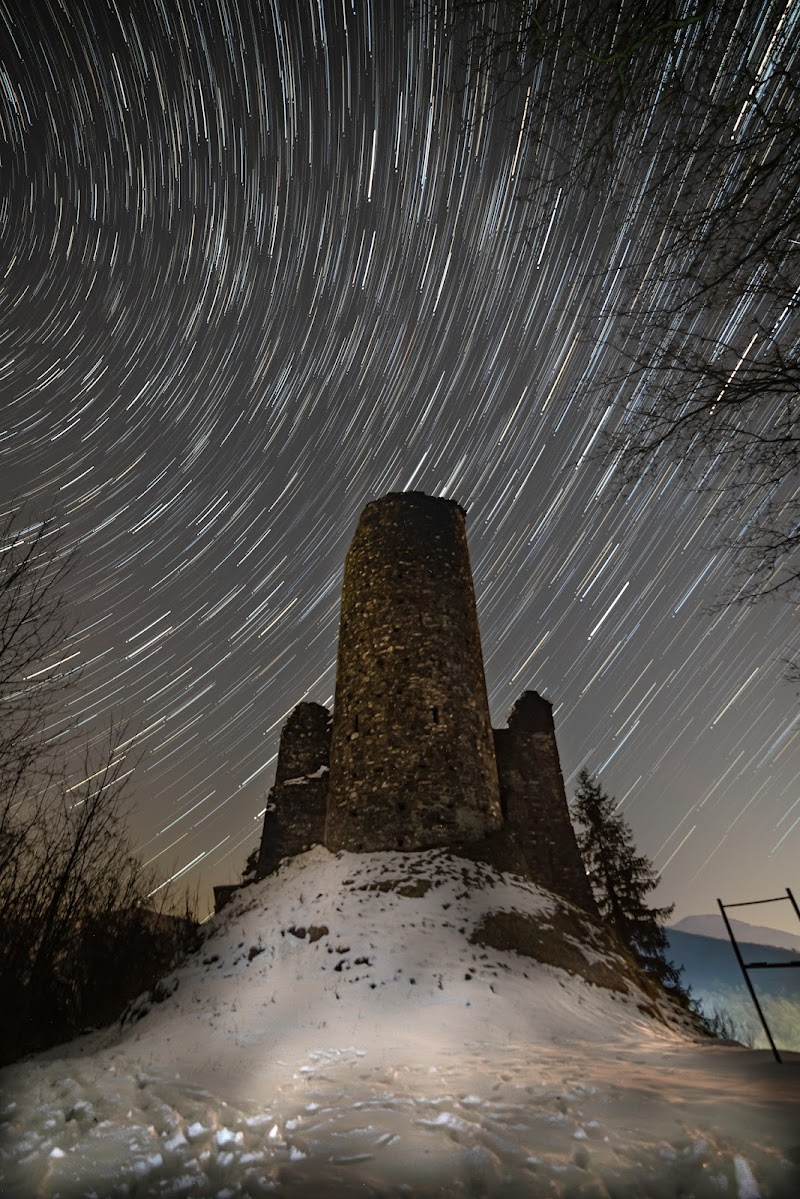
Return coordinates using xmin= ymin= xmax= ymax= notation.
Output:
xmin=4 ymin=0 xmax=798 ymax=929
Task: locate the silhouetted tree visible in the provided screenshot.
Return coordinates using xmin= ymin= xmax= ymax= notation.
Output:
xmin=0 ymin=510 xmax=75 ymax=877
xmin=429 ymin=0 xmax=799 ymax=602
xmin=0 ymin=509 xmax=197 ymax=1062
xmin=421 ymin=0 xmax=714 ymax=185
xmin=572 ymin=768 xmax=685 ymax=995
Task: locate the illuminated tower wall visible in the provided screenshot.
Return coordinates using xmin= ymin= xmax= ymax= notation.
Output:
xmin=325 ymin=492 xmax=502 ymax=852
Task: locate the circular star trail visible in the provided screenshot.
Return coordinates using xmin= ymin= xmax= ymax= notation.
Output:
xmin=2 ymin=0 xmax=798 ymax=926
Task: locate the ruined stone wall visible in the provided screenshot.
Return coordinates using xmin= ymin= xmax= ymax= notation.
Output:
xmin=256 ymin=702 xmax=331 ymax=878
xmin=325 ymin=492 xmax=502 ymax=852
xmin=494 ymin=692 xmax=597 ymax=915
xmin=212 ymin=884 xmax=240 ymax=914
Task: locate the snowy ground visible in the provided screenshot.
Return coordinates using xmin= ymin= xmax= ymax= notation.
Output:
xmin=2 ymin=846 xmax=799 ymax=1197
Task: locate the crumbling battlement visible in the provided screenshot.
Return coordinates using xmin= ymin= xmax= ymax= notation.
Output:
xmin=494 ymin=692 xmax=597 ymax=915
xmin=256 ymin=701 xmax=331 ymax=879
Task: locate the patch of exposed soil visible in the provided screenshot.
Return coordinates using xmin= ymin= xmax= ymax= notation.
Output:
xmin=469 ymin=909 xmax=629 ymax=993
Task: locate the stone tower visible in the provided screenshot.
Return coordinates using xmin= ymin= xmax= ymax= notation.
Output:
xmin=256 ymin=702 xmax=331 ymax=878
xmin=494 ymin=692 xmax=597 ymax=914
xmin=325 ymin=492 xmax=502 ymax=852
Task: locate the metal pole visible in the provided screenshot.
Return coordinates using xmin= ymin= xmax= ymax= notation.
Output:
xmin=785 ymin=887 xmax=800 ymax=925
xmin=723 ymin=895 xmax=791 ymax=907
xmin=716 ymin=898 xmax=782 ymax=1064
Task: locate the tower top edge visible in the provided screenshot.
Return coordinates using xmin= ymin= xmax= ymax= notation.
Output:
xmin=505 ymin=690 xmax=554 ymax=733
xmin=362 ymin=491 xmax=467 ymax=520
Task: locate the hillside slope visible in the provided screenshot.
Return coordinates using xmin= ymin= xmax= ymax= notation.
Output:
xmin=2 ymin=846 xmax=799 ymax=1197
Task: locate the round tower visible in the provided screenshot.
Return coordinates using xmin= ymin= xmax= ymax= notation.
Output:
xmin=325 ymin=491 xmax=502 ymax=852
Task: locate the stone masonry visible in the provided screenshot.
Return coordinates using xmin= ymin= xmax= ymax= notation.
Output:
xmin=325 ymin=492 xmax=502 ymax=852
xmin=255 ymin=702 xmax=331 ymax=879
xmin=224 ymin=493 xmax=598 ymax=920
xmin=494 ymin=691 xmax=597 ymax=914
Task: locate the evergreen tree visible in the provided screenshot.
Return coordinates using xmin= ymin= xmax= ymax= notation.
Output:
xmin=572 ymin=769 xmax=685 ymax=996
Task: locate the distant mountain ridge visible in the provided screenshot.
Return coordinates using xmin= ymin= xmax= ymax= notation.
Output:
xmin=666 ymin=928 xmax=800 ymax=997
xmin=664 ymin=923 xmax=800 ymax=1052
xmin=671 ymin=913 xmax=800 ymax=955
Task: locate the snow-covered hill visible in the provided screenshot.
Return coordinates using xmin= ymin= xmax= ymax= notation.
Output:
xmin=2 ymin=847 xmax=799 ymax=1197
xmin=672 ymin=914 xmax=800 ymax=955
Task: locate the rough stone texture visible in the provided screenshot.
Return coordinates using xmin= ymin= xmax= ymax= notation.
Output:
xmin=325 ymin=492 xmax=502 ymax=852
xmin=493 ymin=691 xmax=597 ymax=915
xmin=256 ymin=702 xmax=331 ymax=878
xmin=449 ymin=826 xmax=531 ymax=878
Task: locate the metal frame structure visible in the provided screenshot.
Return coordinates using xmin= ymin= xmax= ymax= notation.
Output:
xmin=716 ymin=888 xmax=800 ymax=1064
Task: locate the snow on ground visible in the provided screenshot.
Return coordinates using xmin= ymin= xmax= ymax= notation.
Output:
xmin=2 ymin=846 xmax=799 ymax=1197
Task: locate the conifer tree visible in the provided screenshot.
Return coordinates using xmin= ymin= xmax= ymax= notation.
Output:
xmin=572 ymin=768 xmax=685 ymax=995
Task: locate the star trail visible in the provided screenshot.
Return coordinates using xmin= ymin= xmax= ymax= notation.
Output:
xmin=2 ymin=0 xmax=798 ymax=927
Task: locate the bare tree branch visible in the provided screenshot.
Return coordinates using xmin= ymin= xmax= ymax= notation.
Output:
xmin=431 ymin=0 xmax=799 ymax=602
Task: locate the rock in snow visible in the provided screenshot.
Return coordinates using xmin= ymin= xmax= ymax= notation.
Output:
xmin=1 ymin=846 xmax=799 ymax=1197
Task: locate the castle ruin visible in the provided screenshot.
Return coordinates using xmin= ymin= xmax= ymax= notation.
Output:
xmin=224 ymin=491 xmax=595 ymax=915
xmin=256 ymin=702 xmax=330 ymax=878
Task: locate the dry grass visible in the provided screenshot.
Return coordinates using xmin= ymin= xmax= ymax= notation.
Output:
xmin=469 ymin=909 xmax=630 ymax=993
